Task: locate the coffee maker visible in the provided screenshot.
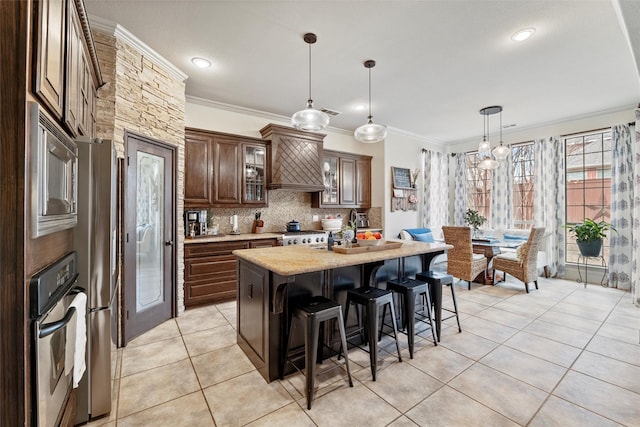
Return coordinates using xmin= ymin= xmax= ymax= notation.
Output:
xmin=356 ymin=213 xmax=370 ymax=228
xmin=184 ymin=210 xmax=207 ymax=237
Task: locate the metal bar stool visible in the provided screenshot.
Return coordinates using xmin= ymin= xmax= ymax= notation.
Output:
xmin=340 ymin=287 xmax=402 ymax=381
xmin=416 ymin=271 xmax=461 ymax=341
xmin=282 ymin=295 xmax=353 ymax=409
xmin=385 ymin=278 xmax=437 ymax=358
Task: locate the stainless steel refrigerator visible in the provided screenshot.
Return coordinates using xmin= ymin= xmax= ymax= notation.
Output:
xmin=73 ymin=137 xmax=119 ymax=423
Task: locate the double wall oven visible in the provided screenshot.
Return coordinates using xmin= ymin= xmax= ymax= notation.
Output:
xmin=30 ymin=252 xmax=83 ymax=427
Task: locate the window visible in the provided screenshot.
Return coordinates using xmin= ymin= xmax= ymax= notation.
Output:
xmin=511 ymin=143 xmax=535 ymax=229
xmin=564 ymin=129 xmax=612 ymax=264
xmin=465 ymin=152 xmax=492 ymax=222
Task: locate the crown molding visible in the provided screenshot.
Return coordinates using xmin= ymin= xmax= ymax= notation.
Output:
xmin=88 ymin=15 xmax=188 ymax=82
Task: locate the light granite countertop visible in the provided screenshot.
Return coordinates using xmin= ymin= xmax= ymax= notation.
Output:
xmin=184 ymin=232 xmax=283 ymax=244
xmin=233 ymin=240 xmax=452 ymax=276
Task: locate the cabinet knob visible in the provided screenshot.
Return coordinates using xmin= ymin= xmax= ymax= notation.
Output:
xmin=165 ymin=240 xmax=173 ymax=246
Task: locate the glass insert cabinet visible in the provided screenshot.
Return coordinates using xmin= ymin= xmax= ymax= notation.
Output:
xmin=322 ymin=155 xmax=339 ymax=205
xmin=243 ymin=143 xmax=266 ymax=204
xmin=312 ymin=149 xmax=372 ymax=209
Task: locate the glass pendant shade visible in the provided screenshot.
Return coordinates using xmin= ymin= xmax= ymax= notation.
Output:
xmin=478 ymin=157 xmax=500 ymax=170
xmin=291 ymin=33 xmax=329 ymax=131
xmin=354 ymin=117 xmax=387 ymax=143
xmin=291 ymin=100 xmax=329 ymax=131
xmin=354 ymin=59 xmax=386 ymax=143
xmin=478 ymin=137 xmax=491 ymax=152
xmin=492 ymin=143 xmax=510 ymax=161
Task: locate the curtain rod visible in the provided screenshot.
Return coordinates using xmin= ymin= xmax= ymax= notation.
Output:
xmin=562 ymin=122 xmax=635 ymax=137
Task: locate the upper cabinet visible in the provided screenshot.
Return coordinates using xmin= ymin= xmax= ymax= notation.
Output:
xmin=312 ymin=149 xmax=372 ymax=209
xmin=184 ymin=128 xmax=269 ymax=208
xmin=33 ymin=0 xmax=66 ymax=119
xmin=33 ymin=0 xmax=102 ymax=137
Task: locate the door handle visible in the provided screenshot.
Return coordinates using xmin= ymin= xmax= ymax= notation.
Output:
xmin=165 ymin=240 xmax=173 ymax=246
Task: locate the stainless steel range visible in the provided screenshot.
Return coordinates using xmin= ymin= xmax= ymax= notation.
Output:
xmin=282 ymin=230 xmax=328 ymax=246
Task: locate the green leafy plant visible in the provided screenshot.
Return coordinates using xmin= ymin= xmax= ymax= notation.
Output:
xmin=564 ymin=218 xmax=616 ymax=242
xmin=464 ymin=209 xmax=486 ymax=230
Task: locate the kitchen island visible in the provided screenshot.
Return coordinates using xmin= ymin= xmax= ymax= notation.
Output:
xmin=233 ymin=240 xmax=451 ymax=382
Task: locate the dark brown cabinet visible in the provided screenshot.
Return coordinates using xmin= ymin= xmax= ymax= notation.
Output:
xmin=184 ymin=131 xmax=213 ymax=205
xmin=34 ymin=0 xmax=100 ymax=137
xmin=34 ymin=0 xmax=67 ymax=120
xmin=213 ymin=137 xmax=241 ymax=205
xmin=184 ymin=238 xmax=278 ymax=307
xmin=185 ymin=128 xmax=269 ymax=208
xmin=313 ymin=150 xmax=372 ymax=209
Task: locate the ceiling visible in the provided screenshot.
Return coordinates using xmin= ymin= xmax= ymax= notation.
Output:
xmin=84 ymin=0 xmax=640 ymax=145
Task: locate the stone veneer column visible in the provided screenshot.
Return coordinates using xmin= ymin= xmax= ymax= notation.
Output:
xmin=92 ymin=28 xmax=187 ymax=315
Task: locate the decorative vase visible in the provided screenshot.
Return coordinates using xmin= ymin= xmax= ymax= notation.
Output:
xmin=342 ymin=229 xmax=355 ymax=247
xmin=577 ymin=239 xmax=602 ymax=257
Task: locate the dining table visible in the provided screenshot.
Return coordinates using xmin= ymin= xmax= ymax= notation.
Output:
xmin=471 ymin=238 xmax=526 ymax=284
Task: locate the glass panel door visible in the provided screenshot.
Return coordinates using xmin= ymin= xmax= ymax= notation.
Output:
xmin=124 ymin=131 xmax=174 ymax=344
xmin=136 ymin=152 xmax=164 ymax=310
xmin=243 ymin=144 xmax=265 ymax=203
xmin=322 ymin=156 xmax=339 ymax=204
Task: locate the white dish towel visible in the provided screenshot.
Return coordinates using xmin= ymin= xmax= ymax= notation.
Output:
xmin=65 ymin=291 xmax=87 ymax=388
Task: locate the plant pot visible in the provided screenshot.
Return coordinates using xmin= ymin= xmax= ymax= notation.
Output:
xmin=577 ymin=239 xmax=602 ymax=257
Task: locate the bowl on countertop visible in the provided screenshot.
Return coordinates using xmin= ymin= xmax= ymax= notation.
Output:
xmin=321 ymin=218 xmax=343 ymax=230
xmin=356 ymin=238 xmax=385 ymax=246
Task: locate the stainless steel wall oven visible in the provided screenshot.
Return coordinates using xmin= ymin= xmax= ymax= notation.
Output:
xmin=30 ymin=252 xmax=82 ymax=427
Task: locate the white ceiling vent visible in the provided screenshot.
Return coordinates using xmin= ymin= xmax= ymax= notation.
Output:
xmin=320 ymin=108 xmax=341 ymax=116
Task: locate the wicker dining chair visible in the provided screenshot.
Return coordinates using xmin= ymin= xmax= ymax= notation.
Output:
xmin=492 ymin=227 xmax=546 ymax=293
xmin=442 ymin=226 xmax=488 ymax=290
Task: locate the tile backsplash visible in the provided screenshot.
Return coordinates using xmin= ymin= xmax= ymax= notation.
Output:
xmin=194 ymin=189 xmax=381 ymax=235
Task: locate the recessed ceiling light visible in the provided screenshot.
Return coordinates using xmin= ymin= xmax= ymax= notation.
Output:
xmin=191 ymin=57 xmax=211 ymax=68
xmin=511 ymin=27 xmax=536 ymax=42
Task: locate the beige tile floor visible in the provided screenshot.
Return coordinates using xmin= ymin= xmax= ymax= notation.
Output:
xmin=87 ymin=276 xmax=640 ymax=426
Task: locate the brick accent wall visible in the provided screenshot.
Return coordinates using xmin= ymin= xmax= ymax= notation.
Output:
xmin=93 ymin=30 xmax=187 ymax=316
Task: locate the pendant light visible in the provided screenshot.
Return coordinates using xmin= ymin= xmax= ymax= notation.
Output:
xmin=492 ymin=107 xmax=510 ymax=160
xmin=478 ymin=112 xmax=491 ymax=152
xmin=354 ymin=60 xmax=387 ymax=143
xmin=478 ymin=106 xmax=501 ymax=170
xmin=291 ymin=33 xmax=329 ymax=131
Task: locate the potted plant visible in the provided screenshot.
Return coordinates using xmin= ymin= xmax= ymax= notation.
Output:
xmin=464 ymin=209 xmax=486 ymax=238
xmin=564 ymin=218 xmax=616 ymax=257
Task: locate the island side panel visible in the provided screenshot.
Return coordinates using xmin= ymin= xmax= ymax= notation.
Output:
xmin=237 ymin=259 xmax=270 ymax=379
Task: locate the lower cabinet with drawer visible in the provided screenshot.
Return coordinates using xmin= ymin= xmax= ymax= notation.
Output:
xmin=184 ymin=238 xmax=278 ymax=307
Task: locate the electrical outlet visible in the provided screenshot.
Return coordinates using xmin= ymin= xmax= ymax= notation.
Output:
xmin=312 ymin=214 xmax=319 ymax=222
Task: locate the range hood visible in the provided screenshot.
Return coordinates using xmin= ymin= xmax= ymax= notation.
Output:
xmin=260 ymin=124 xmax=325 ymax=192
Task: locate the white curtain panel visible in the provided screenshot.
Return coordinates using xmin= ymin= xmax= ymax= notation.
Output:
xmin=633 ymin=107 xmax=640 ymax=306
xmin=609 ymin=124 xmax=633 ymax=291
xmin=453 ymin=153 xmax=468 ymax=226
xmin=533 ymin=137 xmax=566 ymax=277
xmin=421 ymin=150 xmax=450 ymax=234
xmin=490 ymin=152 xmax=513 ymax=230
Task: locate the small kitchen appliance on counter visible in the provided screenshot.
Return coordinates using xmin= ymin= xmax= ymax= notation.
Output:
xmin=356 ymin=213 xmax=370 ymax=228
xmin=230 ymin=214 xmax=240 ymax=234
xmin=185 ymin=210 xmax=207 ymax=237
